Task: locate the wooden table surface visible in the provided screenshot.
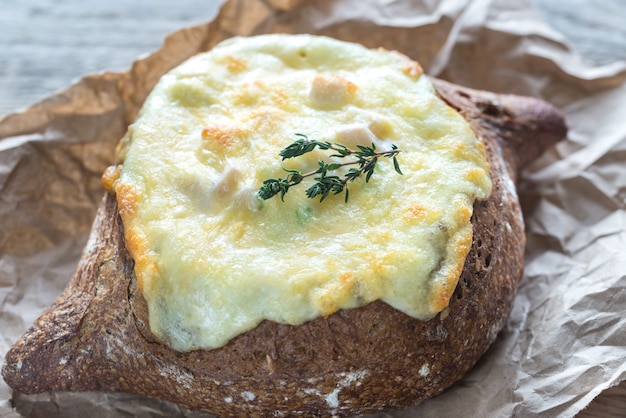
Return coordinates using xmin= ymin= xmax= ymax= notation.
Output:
xmin=1 ymin=0 xmax=625 ymax=416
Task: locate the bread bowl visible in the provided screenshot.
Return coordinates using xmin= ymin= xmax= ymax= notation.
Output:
xmin=2 ymin=34 xmax=566 ymax=416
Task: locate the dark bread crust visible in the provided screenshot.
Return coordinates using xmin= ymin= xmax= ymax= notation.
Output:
xmin=2 ymin=79 xmax=566 ymax=417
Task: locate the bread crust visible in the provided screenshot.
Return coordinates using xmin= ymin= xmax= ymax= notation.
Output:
xmin=2 ymin=79 xmax=566 ymax=417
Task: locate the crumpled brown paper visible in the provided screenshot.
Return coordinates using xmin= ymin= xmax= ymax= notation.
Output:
xmin=2 ymin=0 xmax=626 ymax=417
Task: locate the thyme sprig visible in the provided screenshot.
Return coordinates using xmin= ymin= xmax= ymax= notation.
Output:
xmin=258 ymin=133 xmax=403 ymax=203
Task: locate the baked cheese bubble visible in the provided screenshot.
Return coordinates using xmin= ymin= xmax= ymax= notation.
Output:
xmin=107 ymin=34 xmax=492 ymax=352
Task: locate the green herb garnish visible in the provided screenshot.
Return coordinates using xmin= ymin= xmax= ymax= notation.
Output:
xmin=258 ymin=133 xmax=402 ymax=203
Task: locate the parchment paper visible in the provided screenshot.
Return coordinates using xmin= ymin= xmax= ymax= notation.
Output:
xmin=2 ymin=0 xmax=626 ymax=417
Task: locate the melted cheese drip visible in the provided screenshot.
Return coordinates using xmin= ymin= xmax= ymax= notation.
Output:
xmin=109 ymin=34 xmax=492 ymax=352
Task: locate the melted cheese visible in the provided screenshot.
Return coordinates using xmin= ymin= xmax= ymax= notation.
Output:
xmin=107 ymin=34 xmax=492 ymax=352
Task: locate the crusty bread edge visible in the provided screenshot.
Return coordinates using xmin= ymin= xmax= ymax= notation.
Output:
xmin=2 ymin=80 xmax=566 ymax=417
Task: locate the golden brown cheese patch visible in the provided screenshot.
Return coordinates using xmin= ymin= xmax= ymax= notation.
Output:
xmin=112 ymin=34 xmax=492 ymax=351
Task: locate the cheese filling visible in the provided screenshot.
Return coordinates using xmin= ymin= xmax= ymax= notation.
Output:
xmin=107 ymin=34 xmax=492 ymax=352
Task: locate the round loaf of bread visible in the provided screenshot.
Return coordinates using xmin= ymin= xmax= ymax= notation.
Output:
xmin=2 ymin=36 xmax=566 ymax=417
xmin=123 ymin=80 xmax=549 ymax=417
